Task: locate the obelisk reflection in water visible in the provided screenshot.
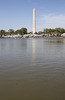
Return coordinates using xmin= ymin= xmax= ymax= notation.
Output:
xmin=32 ymin=39 xmax=36 ymax=65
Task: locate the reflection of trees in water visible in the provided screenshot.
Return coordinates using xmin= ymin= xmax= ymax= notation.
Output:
xmin=43 ymin=39 xmax=65 ymax=53
xmin=20 ymin=39 xmax=27 ymax=49
xmin=0 ymin=39 xmax=27 ymax=51
xmin=10 ymin=39 xmax=27 ymax=50
xmin=0 ymin=39 xmax=9 ymax=50
xmin=45 ymin=39 xmax=64 ymax=44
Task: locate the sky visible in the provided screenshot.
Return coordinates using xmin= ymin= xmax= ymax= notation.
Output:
xmin=0 ymin=0 xmax=65 ymax=32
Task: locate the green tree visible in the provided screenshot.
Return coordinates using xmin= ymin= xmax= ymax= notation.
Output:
xmin=54 ymin=28 xmax=64 ymax=36
xmin=44 ymin=28 xmax=51 ymax=34
xmin=8 ymin=29 xmax=15 ymax=35
xmin=44 ymin=28 xmax=65 ymax=36
xmin=6 ymin=32 xmax=10 ymax=35
xmin=15 ymin=30 xmax=20 ymax=34
xmin=21 ymin=28 xmax=27 ymax=35
xmin=28 ymin=32 xmax=32 ymax=34
xmin=15 ymin=28 xmax=27 ymax=35
xmin=38 ymin=31 xmax=42 ymax=34
xmin=0 ymin=30 xmax=6 ymax=37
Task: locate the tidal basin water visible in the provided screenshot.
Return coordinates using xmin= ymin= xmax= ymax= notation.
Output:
xmin=0 ymin=38 xmax=65 ymax=100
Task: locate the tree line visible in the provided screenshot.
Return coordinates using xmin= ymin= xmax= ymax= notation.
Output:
xmin=0 ymin=27 xmax=65 ymax=37
xmin=43 ymin=28 xmax=65 ymax=36
xmin=0 ymin=28 xmax=28 ymax=37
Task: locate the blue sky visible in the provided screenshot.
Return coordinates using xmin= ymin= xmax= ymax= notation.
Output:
xmin=0 ymin=0 xmax=65 ymax=32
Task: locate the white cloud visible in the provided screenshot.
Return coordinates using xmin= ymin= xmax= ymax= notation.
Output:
xmin=36 ymin=14 xmax=65 ymax=32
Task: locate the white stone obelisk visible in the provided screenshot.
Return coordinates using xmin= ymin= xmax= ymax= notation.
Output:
xmin=33 ymin=8 xmax=36 ymax=34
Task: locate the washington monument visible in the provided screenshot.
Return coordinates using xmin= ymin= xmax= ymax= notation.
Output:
xmin=33 ymin=8 xmax=36 ymax=34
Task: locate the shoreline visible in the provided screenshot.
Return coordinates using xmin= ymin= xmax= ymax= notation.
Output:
xmin=0 ymin=37 xmax=65 ymax=39
xmin=0 ymin=34 xmax=65 ymax=39
xmin=37 ymin=36 xmax=65 ymax=39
